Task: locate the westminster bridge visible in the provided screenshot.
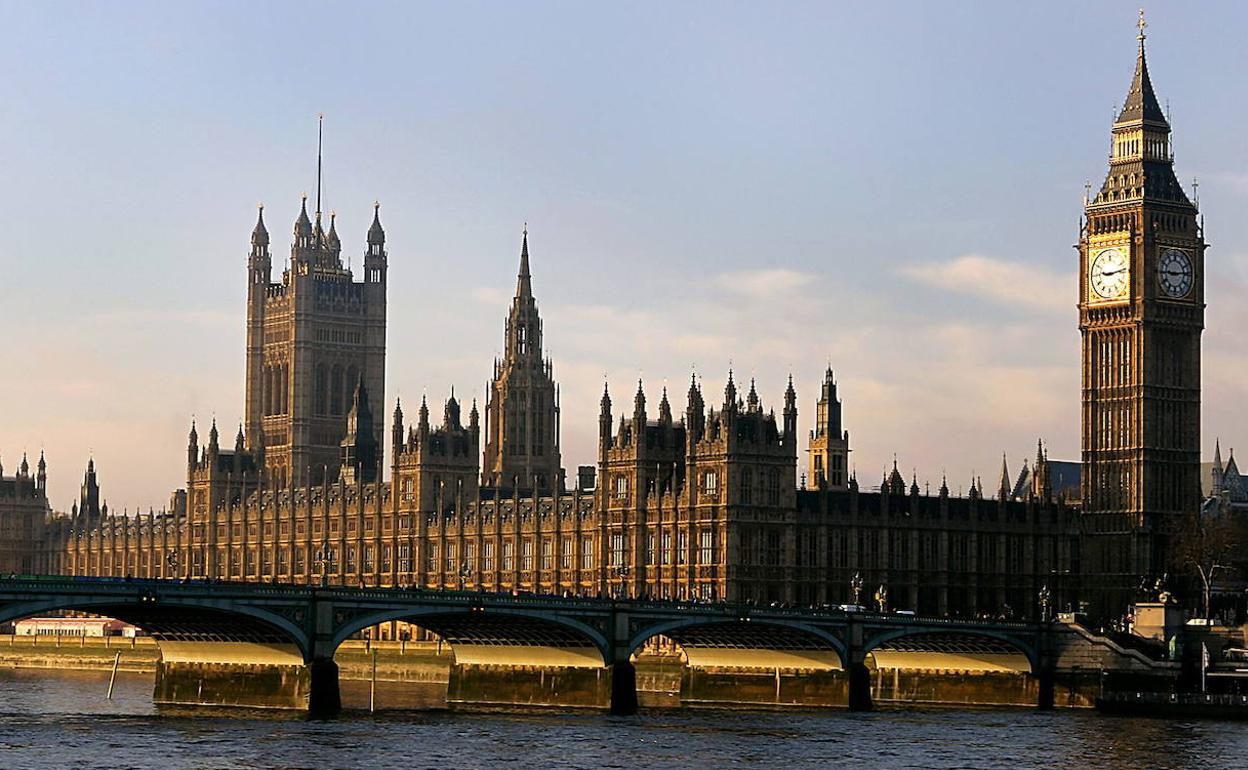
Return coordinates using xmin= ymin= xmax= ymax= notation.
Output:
xmin=0 ymin=576 xmax=1167 ymax=715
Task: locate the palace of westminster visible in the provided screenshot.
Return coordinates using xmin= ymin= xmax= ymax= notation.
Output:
xmin=1 ymin=24 xmax=1236 ymax=620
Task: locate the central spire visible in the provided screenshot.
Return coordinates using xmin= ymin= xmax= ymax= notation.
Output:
xmin=1117 ymin=11 xmax=1166 ymax=126
xmin=516 ymin=223 xmax=532 ymax=299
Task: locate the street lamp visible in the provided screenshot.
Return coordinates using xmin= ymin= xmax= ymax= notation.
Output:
xmin=613 ymin=564 xmax=632 ymax=599
xmin=315 ymin=542 xmax=337 ymax=587
xmin=874 ymin=584 xmax=888 ymax=614
xmin=850 ymin=571 xmax=863 ymax=607
xmin=1038 ymin=583 xmax=1051 ymax=622
xmin=458 ymin=560 xmax=472 ymax=591
xmin=165 ymin=550 xmax=179 ymax=579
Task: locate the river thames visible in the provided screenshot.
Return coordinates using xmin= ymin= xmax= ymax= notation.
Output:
xmin=1 ymin=669 xmax=1243 ymax=770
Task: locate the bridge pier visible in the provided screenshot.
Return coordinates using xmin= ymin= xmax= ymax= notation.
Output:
xmin=1036 ymin=628 xmax=1056 ymax=711
xmin=847 ymin=655 xmax=872 ymax=711
xmin=307 ymin=658 xmax=341 ymax=718
xmin=609 ymin=654 xmax=639 ymax=715
xmin=846 ymin=619 xmax=872 ymax=711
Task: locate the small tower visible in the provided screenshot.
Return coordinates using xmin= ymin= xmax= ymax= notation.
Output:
xmin=35 ymin=451 xmax=46 ymax=495
xmin=481 ymin=226 xmax=564 ymax=493
xmin=391 ymin=398 xmax=405 ymax=476
xmin=79 ymin=457 xmax=101 ymax=522
xmin=808 ymin=366 xmax=850 ymax=490
xmin=598 ymin=383 xmax=613 ymax=462
xmin=997 ymin=454 xmax=1012 ymax=501
xmin=783 ymin=374 xmax=798 ymax=442
xmin=187 ymin=420 xmax=199 ymax=471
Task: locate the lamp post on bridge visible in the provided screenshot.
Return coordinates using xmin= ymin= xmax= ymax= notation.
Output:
xmin=165 ymin=550 xmax=179 ymax=580
xmin=613 ymin=565 xmax=632 ymax=599
xmin=874 ymin=584 xmax=888 ymax=614
xmin=1038 ymin=583 xmax=1051 ymax=623
xmin=850 ymin=571 xmax=863 ymax=608
xmin=315 ymin=543 xmax=337 ymax=587
xmin=458 ymin=561 xmax=472 ymax=592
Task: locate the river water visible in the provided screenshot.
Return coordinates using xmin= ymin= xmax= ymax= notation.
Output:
xmin=0 ymin=669 xmax=1242 ymax=770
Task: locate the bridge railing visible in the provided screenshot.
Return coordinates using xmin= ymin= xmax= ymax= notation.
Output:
xmin=0 ymin=575 xmax=1045 ymax=631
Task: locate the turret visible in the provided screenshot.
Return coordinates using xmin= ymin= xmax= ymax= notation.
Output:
xmin=249 ymin=204 xmax=271 ymax=285
xmin=633 ymin=379 xmax=647 ymax=427
xmin=783 ymin=374 xmax=797 ymax=440
xmin=207 ymin=418 xmax=220 ymax=458
xmin=187 ymin=420 xmax=199 ymax=470
xmin=468 ymin=398 xmax=481 ymax=442
xmin=35 ymin=451 xmax=46 ymax=494
xmin=686 ymin=373 xmax=705 ymax=442
xmin=746 ymin=378 xmax=760 ymax=413
xmin=325 ymin=211 xmax=341 ymax=260
xmin=998 ymin=454 xmax=1011 ymax=501
xmin=391 ymin=398 xmax=405 ymax=458
xmin=444 ymin=389 xmax=462 ymax=429
xmin=598 ymin=383 xmax=613 ymax=450
xmin=79 ymin=457 xmax=100 ymax=521
xmin=418 ymin=395 xmax=430 ymax=438
xmin=19 ymin=452 xmax=29 ymax=479
xmin=293 ymin=194 xmax=313 ymax=254
xmin=364 ymin=201 xmax=387 ymax=284
xmin=658 ymin=386 xmax=672 ymax=425
xmin=723 ymin=370 xmax=737 ymax=413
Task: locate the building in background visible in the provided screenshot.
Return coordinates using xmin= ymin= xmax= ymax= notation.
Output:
xmin=0 ymin=452 xmax=49 ymax=574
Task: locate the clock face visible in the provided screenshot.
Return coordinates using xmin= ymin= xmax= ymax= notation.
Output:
xmin=1158 ymin=248 xmax=1194 ymax=298
xmin=1090 ymin=247 xmax=1130 ymax=300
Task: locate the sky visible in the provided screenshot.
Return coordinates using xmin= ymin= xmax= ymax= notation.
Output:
xmin=2 ymin=1 xmax=1246 ymax=513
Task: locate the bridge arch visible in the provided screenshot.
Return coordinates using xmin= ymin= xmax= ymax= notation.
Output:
xmin=0 ymin=595 xmax=312 ymax=660
xmin=328 ymin=606 xmax=613 ymax=666
xmin=627 ymin=617 xmax=846 ymax=668
xmin=862 ymin=627 xmax=1040 ymax=673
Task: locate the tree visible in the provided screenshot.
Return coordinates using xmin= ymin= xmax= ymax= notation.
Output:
xmin=1168 ymin=501 xmax=1245 ymax=622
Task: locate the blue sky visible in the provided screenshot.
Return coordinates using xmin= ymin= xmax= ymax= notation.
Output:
xmin=2 ymin=1 xmax=1246 ymax=511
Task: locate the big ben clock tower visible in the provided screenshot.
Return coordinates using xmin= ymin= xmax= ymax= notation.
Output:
xmin=1079 ymin=14 xmax=1206 ymax=616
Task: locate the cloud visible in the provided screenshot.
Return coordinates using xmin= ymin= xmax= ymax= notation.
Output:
xmin=713 ymin=268 xmax=815 ymax=299
xmin=897 ymin=254 xmax=1072 ymax=314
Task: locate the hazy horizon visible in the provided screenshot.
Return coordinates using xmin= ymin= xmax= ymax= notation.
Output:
xmin=3 ymin=1 xmax=1247 ymax=513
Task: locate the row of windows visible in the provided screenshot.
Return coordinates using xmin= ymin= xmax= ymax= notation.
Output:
xmin=314 ymin=327 xmax=363 ymax=345
xmin=612 ymin=469 xmax=782 ymax=504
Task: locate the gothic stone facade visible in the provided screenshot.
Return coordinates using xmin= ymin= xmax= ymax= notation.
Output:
xmin=1078 ymin=28 xmax=1206 ymax=614
xmin=245 ymin=200 xmax=387 ymax=488
xmin=0 ymin=453 xmax=49 ymax=574
xmin=46 ymin=375 xmax=1080 ymax=618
